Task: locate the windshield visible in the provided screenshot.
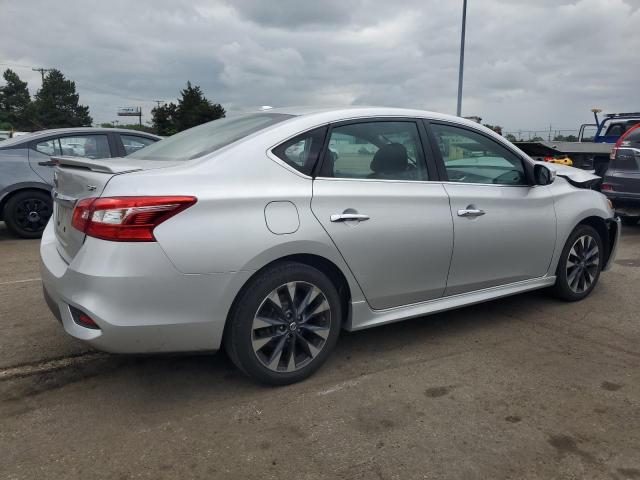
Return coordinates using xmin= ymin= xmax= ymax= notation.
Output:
xmin=128 ymin=113 xmax=294 ymax=161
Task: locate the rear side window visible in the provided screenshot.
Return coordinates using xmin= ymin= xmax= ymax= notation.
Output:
xmin=36 ymin=139 xmax=62 ymax=156
xmin=121 ymin=135 xmax=156 ymax=155
xmin=272 ymin=127 xmax=327 ymax=175
xmin=35 ymin=135 xmax=110 ymax=159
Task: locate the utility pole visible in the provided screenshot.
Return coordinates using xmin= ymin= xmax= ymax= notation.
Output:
xmin=153 ymin=100 xmax=165 ymax=108
xmin=32 ymin=67 xmax=53 ymax=83
xmin=456 ymin=0 xmax=468 ymax=117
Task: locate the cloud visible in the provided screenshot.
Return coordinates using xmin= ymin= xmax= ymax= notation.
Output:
xmin=0 ymin=0 xmax=638 ymax=131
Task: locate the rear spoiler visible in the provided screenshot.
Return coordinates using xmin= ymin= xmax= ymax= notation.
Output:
xmin=50 ymin=156 xmax=144 ymax=174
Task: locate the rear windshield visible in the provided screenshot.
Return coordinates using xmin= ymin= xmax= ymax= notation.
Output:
xmin=622 ymin=128 xmax=640 ymax=145
xmin=127 ymin=113 xmax=293 ymax=161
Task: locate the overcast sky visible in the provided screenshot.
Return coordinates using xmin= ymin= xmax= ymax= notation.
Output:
xmin=1 ymin=0 xmax=639 ymax=132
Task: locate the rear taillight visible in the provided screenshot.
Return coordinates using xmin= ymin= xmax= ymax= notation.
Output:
xmin=601 ymin=183 xmax=613 ymax=191
xmin=71 ymin=196 xmax=197 ymax=242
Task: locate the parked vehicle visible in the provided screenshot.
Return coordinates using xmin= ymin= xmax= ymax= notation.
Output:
xmin=542 ymin=154 xmax=573 ymax=166
xmin=0 ymin=127 xmax=160 ymax=238
xmin=40 ymin=107 xmax=620 ymax=385
xmin=602 ymin=124 xmax=640 ymax=225
xmin=515 ymin=110 xmax=640 ymax=175
xmin=0 ymin=130 xmax=30 ymax=141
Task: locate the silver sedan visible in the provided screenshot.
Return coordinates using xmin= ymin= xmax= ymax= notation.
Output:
xmin=40 ymin=107 xmax=621 ymax=385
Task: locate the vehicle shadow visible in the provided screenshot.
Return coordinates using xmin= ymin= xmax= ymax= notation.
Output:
xmin=1 ymin=289 xmax=557 ymax=413
xmin=0 ymin=222 xmax=13 ymax=241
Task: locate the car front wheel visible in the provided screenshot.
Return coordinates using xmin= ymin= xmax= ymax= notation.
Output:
xmin=552 ymin=224 xmax=604 ymax=301
xmin=224 ymin=262 xmax=342 ymax=385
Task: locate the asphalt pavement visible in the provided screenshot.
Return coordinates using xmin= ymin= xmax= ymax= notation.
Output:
xmin=1 ymin=221 xmax=639 ymax=479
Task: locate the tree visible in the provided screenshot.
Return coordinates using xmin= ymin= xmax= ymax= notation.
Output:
xmin=505 ymin=133 xmax=518 ymax=142
xmin=32 ymin=69 xmax=92 ymax=128
xmin=175 ymin=81 xmax=225 ymax=132
xmin=0 ymin=69 xmax=32 ymax=130
xmin=483 ymin=123 xmax=503 ymax=135
xmin=100 ymin=122 xmax=156 ymax=134
xmin=151 ymin=102 xmax=178 ymax=136
xmin=553 ymin=134 xmax=578 ymax=142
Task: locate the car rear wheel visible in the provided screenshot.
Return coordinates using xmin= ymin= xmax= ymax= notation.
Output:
xmin=551 ymin=224 xmax=603 ymax=301
xmin=3 ymin=190 xmax=52 ymax=239
xmin=224 ymin=262 xmax=341 ymax=385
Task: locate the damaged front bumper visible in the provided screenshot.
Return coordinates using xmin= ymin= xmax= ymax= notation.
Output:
xmin=603 ymin=217 xmax=621 ymax=271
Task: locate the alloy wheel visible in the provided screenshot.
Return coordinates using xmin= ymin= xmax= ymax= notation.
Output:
xmin=13 ymin=198 xmax=51 ymax=233
xmin=566 ymin=234 xmax=600 ymax=293
xmin=251 ymin=281 xmax=331 ymax=372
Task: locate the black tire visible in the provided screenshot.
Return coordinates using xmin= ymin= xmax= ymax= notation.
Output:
xmin=224 ymin=261 xmax=342 ymax=386
xmin=551 ymin=224 xmax=604 ymax=302
xmin=3 ymin=190 xmax=52 ymax=239
xmin=620 ymin=216 xmax=638 ymax=226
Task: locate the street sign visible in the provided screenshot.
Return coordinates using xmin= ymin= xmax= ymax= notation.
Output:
xmin=118 ymin=107 xmax=141 ymax=116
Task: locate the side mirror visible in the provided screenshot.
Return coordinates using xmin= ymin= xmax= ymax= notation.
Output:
xmin=534 ymin=163 xmax=556 ymax=186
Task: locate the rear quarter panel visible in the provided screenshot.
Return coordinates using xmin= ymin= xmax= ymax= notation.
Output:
xmin=0 ymin=148 xmax=51 ymax=210
xmin=99 ymin=139 xmax=367 ymax=304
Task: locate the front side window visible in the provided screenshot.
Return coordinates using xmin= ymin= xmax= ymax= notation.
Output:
xmin=272 ymin=127 xmax=327 ymax=175
xmin=58 ymin=135 xmax=111 ymax=159
xmin=319 ymin=121 xmax=428 ymax=180
xmin=431 ymin=124 xmax=527 ymax=185
xmin=121 ymin=135 xmax=156 ymax=155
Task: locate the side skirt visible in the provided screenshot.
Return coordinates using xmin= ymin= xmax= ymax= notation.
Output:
xmin=346 ymin=276 xmax=556 ymax=331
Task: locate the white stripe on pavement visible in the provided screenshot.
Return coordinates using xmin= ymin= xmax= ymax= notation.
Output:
xmin=0 ymin=277 xmax=41 ymax=286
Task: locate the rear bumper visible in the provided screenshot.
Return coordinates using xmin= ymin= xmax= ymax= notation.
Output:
xmin=603 ymin=217 xmax=621 ymax=272
xmin=602 ymin=193 xmax=640 ymax=216
xmin=39 ymin=221 xmax=251 ymax=353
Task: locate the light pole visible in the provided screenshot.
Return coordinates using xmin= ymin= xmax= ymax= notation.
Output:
xmin=456 ymin=0 xmax=468 ymax=117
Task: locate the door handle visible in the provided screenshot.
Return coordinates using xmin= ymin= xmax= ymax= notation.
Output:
xmin=457 ymin=208 xmax=485 ymax=218
xmin=38 ymin=160 xmax=58 ymax=166
xmin=330 ymin=213 xmax=370 ymax=222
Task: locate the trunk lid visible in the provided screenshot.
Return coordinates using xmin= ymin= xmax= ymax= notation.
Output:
xmin=51 ymin=156 xmax=181 ymax=262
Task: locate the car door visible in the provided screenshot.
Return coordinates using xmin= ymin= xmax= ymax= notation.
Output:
xmin=311 ymin=119 xmax=454 ymax=310
xmin=426 ymin=121 xmax=556 ymax=296
xmin=28 ymin=133 xmax=113 ymax=184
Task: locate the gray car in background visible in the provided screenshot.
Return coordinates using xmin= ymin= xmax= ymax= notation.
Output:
xmin=40 ymin=107 xmax=620 ymax=385
xmin=602 ymin=124 xmax=640 ymax=225
xmin=0 ymin=127 xmax=160 ymax=238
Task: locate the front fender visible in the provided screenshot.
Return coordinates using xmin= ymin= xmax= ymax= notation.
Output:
xmin=548 ymin=177 xmax=614 ymax=274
